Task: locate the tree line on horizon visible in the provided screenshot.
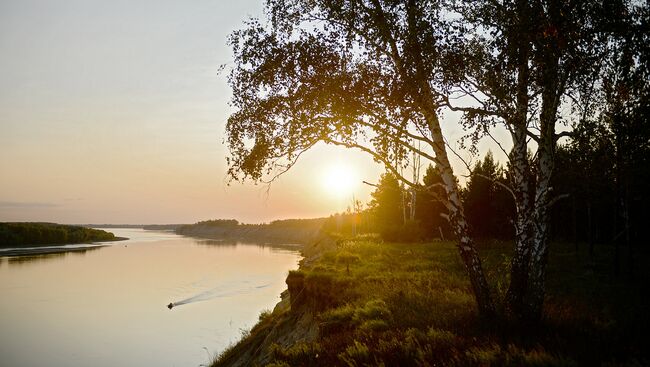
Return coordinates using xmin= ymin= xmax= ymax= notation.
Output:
xmin=0 ymin=222 xmax=117 ymax=247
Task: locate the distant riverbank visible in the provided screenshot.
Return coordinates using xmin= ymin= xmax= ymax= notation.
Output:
xmin=87 ymin=224 xmax=185 ymax=231
xmin=0 ymin=222 xmax=125 ymax=252
xmin=176 ymin=218 xmax=326 ymax=245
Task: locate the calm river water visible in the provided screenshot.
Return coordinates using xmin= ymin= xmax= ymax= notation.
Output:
xmin=0 ymin=229 xmax=301 ymax=367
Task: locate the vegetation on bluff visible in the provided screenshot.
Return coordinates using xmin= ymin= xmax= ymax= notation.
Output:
xmin=213 ymin=237 xmax=649 ymax=366
xmin=0 ymin=222 xmax=118 ymax=247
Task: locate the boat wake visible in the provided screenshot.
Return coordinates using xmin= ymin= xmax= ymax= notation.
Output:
xmin=168 ymin=280 xmax=271 ymax=309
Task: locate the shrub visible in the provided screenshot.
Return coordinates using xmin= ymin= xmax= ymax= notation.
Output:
xmin=258 ymin=309 xmax=272 ymax=323
xmin=321 ymin=304 xmax=356 ymax=334
xmin=465 ymin=344 xmax=577 ymax=367
xmin=359 ymin=319 xmax=389 ymax=332
xmin=380 ymin=220 xmax=426 ymax=242
xmin=270 ymin=342 xmax=323 ymax=365
xmin=338 ymin=341 xmax=372 ymax=367
xmin=337 ymin=251 xmax=361 ymax=274
xmin=353 ymin=299 xmax=392 ymax=323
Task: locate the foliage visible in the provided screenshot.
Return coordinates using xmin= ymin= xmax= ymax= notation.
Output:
xmin=195 ymin=219 xmax=239 ymax=227
xmin=365 ymin=169 xmax=446 ymax=242
xmin=270 ymin=342 xmax=323 ymax=366
xmin=365 ymin=152 xmax=517 ymax=242
xmin=414 ymin=164 xmax=452 ymax=240
xmin=0 ymin=222 xmax=116 ymax=247
xmin=322 ymin=211 xmax=373 ymax=237
xmin=367 ymin=172 xmax=404 ymax=239
xmin=463 ymin=152 xmax=515 ymax=240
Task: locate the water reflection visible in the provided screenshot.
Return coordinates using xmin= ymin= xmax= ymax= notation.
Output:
xmin=0 ymin=228 xmax=301 ymax=367
xmin=6 ymin=246 xmax=103 ymax=266
xmin=194 ymin=239 xmax=238 ymax=247
xmin=193 ymin=238 xmax=303 ymax=254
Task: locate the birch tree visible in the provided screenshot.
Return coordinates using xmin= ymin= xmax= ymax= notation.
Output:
xmin=448 ymin=0 xmax=636 ymax=320
xmin=225 ymin=0 xmax=496 ymax=316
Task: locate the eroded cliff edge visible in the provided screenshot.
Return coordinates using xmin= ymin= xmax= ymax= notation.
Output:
xmin=211 ymin=235 xmax=338 ymax=367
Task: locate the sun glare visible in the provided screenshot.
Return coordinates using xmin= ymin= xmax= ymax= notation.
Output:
xmin=322 ymin=164 xmax=357 ymax=198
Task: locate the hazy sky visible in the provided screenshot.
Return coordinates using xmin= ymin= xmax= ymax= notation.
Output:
xmin=0 ymin=0 xmax=503 ymax=224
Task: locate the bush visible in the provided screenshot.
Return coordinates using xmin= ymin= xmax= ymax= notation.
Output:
xmin=338 ymin=341 xmax=372 ymax=367
xmin=465 ymin=344 xmax=577 ymax=367
xmin=353 ymin=299 xmax=391 ymax=323
xmin=380 ymin=220 xmax=426 ymax=242
xmin=258 ymin=309 xmax=272 ymax=322
xmin=270 ymin=342 xmax=323 ymax=365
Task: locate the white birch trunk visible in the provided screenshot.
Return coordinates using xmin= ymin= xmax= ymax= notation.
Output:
xmin=421 ymin=104 xmax=495 ymax=317
xmin=506 ymin=123 xmax=534 ymax=318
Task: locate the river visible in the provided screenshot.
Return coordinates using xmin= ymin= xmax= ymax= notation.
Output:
xmin=0 ymin=228 xmax=301 ymax=367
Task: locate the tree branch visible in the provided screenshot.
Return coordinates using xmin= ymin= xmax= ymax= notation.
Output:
xmin=442 ymin=95 xmax=502 ymax=118
xmin=474 ymin=173 xmax=517 ymax=201
xmin=357 ymin=110 xmax=434 ymax=146
xmin=261 ymin=142 xmax=317 ymax=185
xmin=362 ymin=125 xmax=441 ymax=166
xmin=325 ymin=138 xmax=419 ymax=188
xmin=554 ymin=131 xmax=575 ymax=141
xmin=485 ymin=128 xmax=511 ymax=160
xmin=526 ymin=129 xmax=541 ymax=143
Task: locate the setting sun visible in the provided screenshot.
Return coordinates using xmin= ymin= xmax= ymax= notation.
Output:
xmin=322 ymin=163 xmax=358 ymax=198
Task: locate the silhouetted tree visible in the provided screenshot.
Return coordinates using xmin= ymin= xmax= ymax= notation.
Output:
xmin=463 ymin=152 xmax=515 ymax=240
xmin=415 ymin=164 xmax=451 ymax=240
xmin=368 ymin=172 xmax=404 ymax=240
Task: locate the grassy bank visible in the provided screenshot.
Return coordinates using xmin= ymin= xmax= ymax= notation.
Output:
xmin=212 ymin=237 xmax=649 ymax=366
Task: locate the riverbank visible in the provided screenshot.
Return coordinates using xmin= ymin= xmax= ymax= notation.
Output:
xmin=211 ymin=237 xmax=649 ymax=366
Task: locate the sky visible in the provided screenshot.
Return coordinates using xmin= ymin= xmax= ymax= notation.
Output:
xmin=0 ymin=0 xmax=506 ymax=224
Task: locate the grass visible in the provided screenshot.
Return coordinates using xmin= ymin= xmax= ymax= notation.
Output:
xmin=213 ymin=238 xmax=650 ymax=366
